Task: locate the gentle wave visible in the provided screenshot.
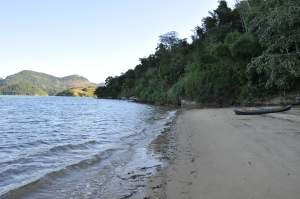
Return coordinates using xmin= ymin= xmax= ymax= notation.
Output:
xmin=0 ymin=148 xmax=118 ymax=198
xmin=0 ymin=140 xmax=100 ymax=166
xmin=48 ymin=140 xmax=98 ymax=153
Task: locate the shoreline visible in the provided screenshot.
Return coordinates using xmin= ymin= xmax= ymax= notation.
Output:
xmin=97 ymin=91 xmax=300 ymax=108
xmin=146 ymin=107 xmax=300 ymax=199
xmin=145 ymin=111 xmax=179 ymax=198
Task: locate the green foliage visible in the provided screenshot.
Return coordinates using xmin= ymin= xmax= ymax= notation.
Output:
xmin=167 ymin=78 xmax=185 ymax=104
xmin=96 ymin=0 xmax=300 ymax=106
xmin=0 ymin=83 xmax=48 ymax=96
xmin=246 ymin=0 xmax=300 ymax=93
xmin=248 ymin=53 xmax=300 ymax=91
xmin=212 ymin=43 xmax=231 ymax=58
xmin=224 ymin=31 xmax=241 ymax=46
xmin=183 ymin=63 xmax=199 ymax=99
xmin=230 ymin=33 xmax=261 ymax=59
xmin=184 ymin=62 xmax=238 ymax=104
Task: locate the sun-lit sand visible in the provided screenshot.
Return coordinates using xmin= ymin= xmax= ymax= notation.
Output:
xmin=147 ymin=107 xmax=300 ymax=199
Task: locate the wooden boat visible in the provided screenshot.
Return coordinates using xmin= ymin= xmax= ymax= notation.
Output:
xmin=234 ymin=105 xmax=292 ymax=115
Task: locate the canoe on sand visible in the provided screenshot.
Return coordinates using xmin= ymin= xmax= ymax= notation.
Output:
xmin=234 ymin=105 xmax=292 ymax=115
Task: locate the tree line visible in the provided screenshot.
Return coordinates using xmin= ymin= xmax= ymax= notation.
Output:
xmin=96 ymin=0 xmax=300 ymax=106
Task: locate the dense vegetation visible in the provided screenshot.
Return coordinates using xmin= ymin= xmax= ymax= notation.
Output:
xmin=96 ymin=0 xmax=300 ymax=106
xmin=0 ymin=70 xmax=93 ymax=96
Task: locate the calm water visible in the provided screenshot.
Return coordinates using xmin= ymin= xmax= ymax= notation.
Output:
xmin=0 ymin=96 xmax=176 ymax=199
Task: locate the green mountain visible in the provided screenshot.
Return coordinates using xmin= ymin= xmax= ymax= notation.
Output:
xmin=0 ymin=70 xmax=93 ymax=96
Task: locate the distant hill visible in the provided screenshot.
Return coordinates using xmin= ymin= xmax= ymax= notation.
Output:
xmin=56 ymin=86 xmax=96 ymax=97
xmin=0 ymin=70 xmax=94 ymax=96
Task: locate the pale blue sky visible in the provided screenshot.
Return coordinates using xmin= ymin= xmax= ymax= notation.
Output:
xmin=0 ymin=0 xmax=235 ymax=83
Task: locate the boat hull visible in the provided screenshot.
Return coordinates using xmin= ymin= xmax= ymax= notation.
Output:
xmin=234 ymin=105 xmax=292 ymax=115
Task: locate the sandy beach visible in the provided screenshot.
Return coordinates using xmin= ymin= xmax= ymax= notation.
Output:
xmin=147 ymin=107 xmax=300 ymax=199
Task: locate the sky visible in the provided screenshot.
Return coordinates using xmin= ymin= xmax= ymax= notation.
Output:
xmin=0 ymin=0 xmax=235 ymax=83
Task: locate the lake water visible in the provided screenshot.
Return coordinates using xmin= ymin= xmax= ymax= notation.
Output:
xmin=0 ymin=96 xmax=176 ymax=199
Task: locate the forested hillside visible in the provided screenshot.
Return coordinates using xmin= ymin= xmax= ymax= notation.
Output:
xmin=96 ymin=0 xmax=300 ymax=106
xmin=0 ymin=70 xmax=93 ymax=96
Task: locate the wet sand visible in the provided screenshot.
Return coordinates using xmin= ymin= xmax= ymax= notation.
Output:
xmin=147 ymin=107 xmax=300 ymax=199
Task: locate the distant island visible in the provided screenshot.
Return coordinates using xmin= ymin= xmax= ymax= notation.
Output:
xmin=56 ymin=86 xmax=96 ymax=97
xmin=0 ymin=70 xmax=96 ymax=96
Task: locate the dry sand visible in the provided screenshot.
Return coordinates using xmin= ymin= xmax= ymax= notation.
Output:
xmin=147 ymin=107 xmax=300 ymax=199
